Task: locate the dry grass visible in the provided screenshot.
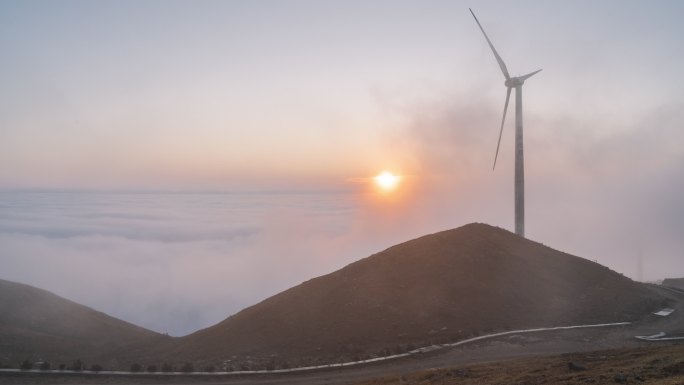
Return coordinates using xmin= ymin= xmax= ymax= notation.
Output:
xmin=354 ymin=344 xmax=684 ymax=385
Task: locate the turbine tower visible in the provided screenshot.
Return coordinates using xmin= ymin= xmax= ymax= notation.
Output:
xmin=470 ymin=9 xmax=541 ymax=238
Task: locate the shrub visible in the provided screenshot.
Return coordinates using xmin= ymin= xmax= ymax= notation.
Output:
xmin=130 ymin=363 xmax=142 ymax=373
xmin=71 ymin=359 xmax=84 ymax=371
xmin=90 ymin=364 xmax=102 ymax=372
xmin=146 ymin=364 xmax=157 ymax=373
xmin=161 ymin=362 xmax=173 ymax=372
xmin=40 ymin=362 xmax=51 ymax=371
xmin=20 ymin=360 xmax=32 ymax=371
xmin=181 ymin=362 xmax=194 ymax=373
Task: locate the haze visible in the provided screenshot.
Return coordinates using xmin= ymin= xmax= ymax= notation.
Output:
xmin=1 ymin=0 xmax=683 ymax=336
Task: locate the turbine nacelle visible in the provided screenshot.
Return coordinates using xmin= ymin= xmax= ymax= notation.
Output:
xmin=504 ymin=77 xmax=524 ymax=88
xmin=504 ymin=69 xmax=543 ymax=88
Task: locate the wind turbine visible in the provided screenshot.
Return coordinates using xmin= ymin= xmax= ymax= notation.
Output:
xmin=470 ymin=9 xmax=541 ymax=238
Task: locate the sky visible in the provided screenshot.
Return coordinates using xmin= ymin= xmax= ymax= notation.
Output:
xmin=1 ymin=0 xmax=684 ymax=335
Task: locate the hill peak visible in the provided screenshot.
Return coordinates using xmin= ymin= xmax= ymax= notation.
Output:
xmin=170 ymin=222 xmax=660 ymax=367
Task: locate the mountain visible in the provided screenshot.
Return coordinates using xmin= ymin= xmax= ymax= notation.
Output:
xmin=168 ymin=223 xmax=664 ymax=367
xmin=0 ymin=279 xmax=166 ymax=368
xmin=0 ymin=223 xmax=666 ymax=370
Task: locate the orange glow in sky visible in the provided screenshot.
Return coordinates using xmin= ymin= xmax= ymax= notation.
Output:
xmin=374 ymin=171 xmax=400 ymax=191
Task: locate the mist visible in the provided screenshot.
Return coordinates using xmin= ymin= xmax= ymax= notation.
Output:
xmin=384 ymin=88 xmax=684 ymax=285
xmin=1 ymin=0 xmax=683 ymax=338
xmin=2 ymin=91 xmax=682 ymax=337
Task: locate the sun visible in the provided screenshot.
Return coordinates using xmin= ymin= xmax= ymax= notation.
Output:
xmin=374 ymin=171 xmax=400 ymax=191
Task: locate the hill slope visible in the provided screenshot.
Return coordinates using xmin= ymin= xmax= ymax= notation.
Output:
xmin=170 ymin=223 xmax=663 ymax=367
xmin=0 ymin=279 xmax=166 ymax=367
xmin=663 ymin=278 xmax=684 ymax=291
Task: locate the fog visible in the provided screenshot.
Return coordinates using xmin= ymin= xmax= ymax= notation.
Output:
xmin=2 ymin=93 xmax=683 ymax=336
xmin=1 ymin=0 xmax=683 ymax=337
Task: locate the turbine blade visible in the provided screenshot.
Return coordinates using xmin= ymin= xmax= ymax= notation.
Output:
xmin=519 ymin=69 xmax=543 ymax=81
xmin=493 ymin=87 xmax=512 ymax=170
xmin=469 ymin=8 xmax=510 ymax=80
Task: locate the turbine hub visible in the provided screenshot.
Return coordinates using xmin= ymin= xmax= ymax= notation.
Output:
xmin=505 ymin=77 xmax=524 ymax=87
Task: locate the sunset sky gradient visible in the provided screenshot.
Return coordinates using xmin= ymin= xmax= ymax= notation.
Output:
xmin=1 ymin=0 xmax=683 ymax=335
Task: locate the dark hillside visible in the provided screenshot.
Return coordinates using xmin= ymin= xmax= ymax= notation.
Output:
xmin=170 ymin=223 xmax=663 ymax=366
xmin=1 ymin=224 xmax=665 ymax=369
xmin=0 ymin=279 xmax=166 ymax=368
xmin=663 ymin=278 xmax=684 ymax=291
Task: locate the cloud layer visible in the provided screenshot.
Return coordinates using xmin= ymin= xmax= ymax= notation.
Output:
xmin=2 ymin=91 xmax=683 ymax=337
xmin=0 ymin=191 xmax=365 ymax=335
